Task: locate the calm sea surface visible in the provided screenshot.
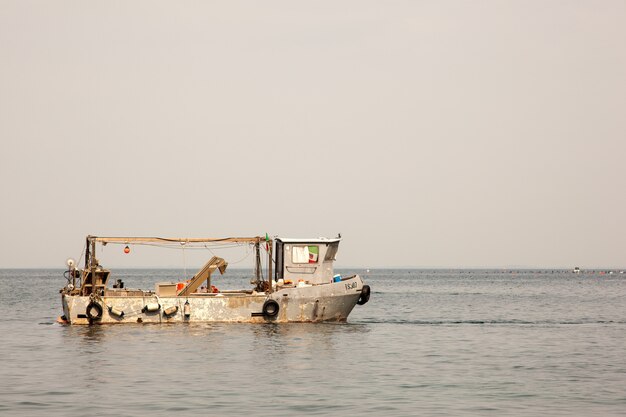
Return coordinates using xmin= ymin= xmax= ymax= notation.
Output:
xmin=1 ymin=269 xmax=625 ymax=416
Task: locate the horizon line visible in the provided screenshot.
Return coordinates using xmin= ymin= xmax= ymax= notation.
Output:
xmin=1 ymin=266 xmax=624 ymax=270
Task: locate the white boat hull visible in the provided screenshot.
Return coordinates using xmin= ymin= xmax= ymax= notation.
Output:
xmin=61 ymin=275 xmax=366 ymax=324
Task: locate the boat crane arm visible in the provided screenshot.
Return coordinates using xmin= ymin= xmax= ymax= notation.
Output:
xmin=177 ymin=257 xmax=228 ymax=296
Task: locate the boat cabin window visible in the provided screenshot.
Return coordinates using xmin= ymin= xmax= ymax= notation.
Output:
xmin=292 ymin=245 xmax=319 ymax=264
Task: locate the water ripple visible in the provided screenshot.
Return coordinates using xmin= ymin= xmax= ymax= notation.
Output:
xmin=1 ymin=269 xmax=626 ymax=417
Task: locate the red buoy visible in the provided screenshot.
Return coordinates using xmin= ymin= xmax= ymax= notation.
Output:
xmin=124 ymin=245 xmax=130 ymax=254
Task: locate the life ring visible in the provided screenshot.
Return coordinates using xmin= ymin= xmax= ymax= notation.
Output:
xmin=357 ymin=285 xmax=370 ymax=305
xmin=262 ymin=299 xmax=280 ymax=318
xmin=86 ymin=302 xmax=103 ymax=320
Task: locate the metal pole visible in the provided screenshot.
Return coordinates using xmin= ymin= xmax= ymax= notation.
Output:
xmin=90 ymin=238 xmax=96 ymax=295
xmin=84 ymin=237 xmax=91 ymax=270
xmin=255 ymin=241 xmax=261 ymax=290
xmin=267 ymin=239 xmax=272 ymax=294
xmin=91 ymin=239 xmax=96 ymax=268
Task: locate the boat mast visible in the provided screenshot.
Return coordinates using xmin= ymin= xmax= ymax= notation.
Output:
xmin=254 ymin=240 xmax=261 ymax=291
xmin=84 ymin=236 xmax=91 ymax=270
xmin=90 ymin=238 xmax=96 ymax=269
xmin=267 ymin=238 xmax=272 ymax=294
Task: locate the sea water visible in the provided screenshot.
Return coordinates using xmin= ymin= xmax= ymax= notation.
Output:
xmin=0 ymin=269 xmax=625 ymax=416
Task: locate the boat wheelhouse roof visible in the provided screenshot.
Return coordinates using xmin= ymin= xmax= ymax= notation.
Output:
xmin=276 ymin=237 xmax=341 ymax=244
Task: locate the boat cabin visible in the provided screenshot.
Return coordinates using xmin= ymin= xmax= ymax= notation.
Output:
xmin=274 ymin=237 xmax=341 ymax=285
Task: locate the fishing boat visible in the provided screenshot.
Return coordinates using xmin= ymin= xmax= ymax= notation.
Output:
xmin=59 ymin=235 xmax=370 ymax=324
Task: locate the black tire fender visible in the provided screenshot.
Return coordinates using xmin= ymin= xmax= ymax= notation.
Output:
xmin=357 ymin=285 xmax=370 ymax=305
xmin=262 ymin=299 xmax=280 ymax=318
xmin=86 ymin=302 xmax=103 ymax=320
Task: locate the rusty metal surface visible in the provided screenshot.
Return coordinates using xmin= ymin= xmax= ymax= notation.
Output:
xmin=62 ymin=275 xmax=365 ymax=324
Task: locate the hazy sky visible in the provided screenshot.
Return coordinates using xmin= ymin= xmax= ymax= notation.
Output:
xmin=1 ymin=1 xmax=624 ymax=269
